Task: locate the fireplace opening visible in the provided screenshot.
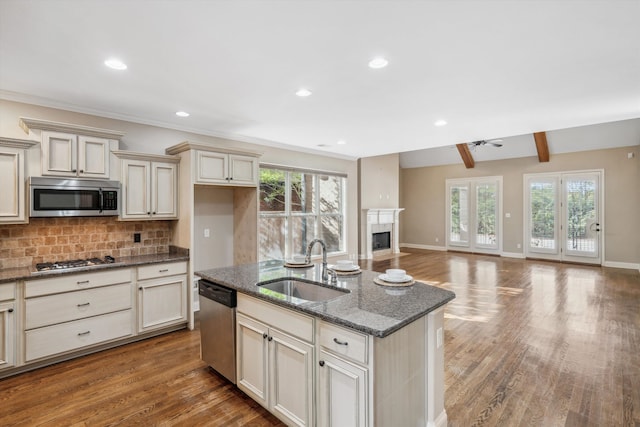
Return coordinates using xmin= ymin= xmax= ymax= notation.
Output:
xmin=372 ymin=231 xmax=391 ymax=251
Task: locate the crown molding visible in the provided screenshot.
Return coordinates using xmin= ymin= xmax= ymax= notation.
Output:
xmin=19 ymin=117 xmax=125 ymax=140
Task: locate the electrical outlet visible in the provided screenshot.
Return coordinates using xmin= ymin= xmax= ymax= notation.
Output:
xmin=133 ymin=233 xmax=141 ymax=243
xmin=517 ymin=243 xmax=521 ymax=249
xmin=204 ymin=228 xmax=210 ymax=238
xmin=435 ymin=237 xmax=439 ymax=242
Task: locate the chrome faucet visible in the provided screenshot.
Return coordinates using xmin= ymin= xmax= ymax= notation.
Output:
xmin=305 ymin=239 xmax=329 ymax=282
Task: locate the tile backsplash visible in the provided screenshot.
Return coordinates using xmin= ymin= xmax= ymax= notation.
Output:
xmin=0 ymin=217 xmax=173 ymax=269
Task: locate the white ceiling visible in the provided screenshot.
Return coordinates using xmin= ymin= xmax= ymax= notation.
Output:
xmin=1 ymin=0 xmax=639 ymax=161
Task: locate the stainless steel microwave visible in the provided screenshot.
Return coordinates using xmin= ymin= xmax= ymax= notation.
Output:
xmin=29 ymin=177 xmax=120 ymax=217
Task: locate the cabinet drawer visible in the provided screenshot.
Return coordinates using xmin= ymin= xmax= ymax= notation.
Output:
xmin=25 ymin=309 xmax=133 ymax=362
xmin=319 ymin=321 xmax=368 ymax=365
xmin=0 ymin=282 xmax=16 ymax=301
xmin=26 ymin=268 xmax=132 ymax=297
xmin=137 ymin=261 xmax=187 ymax=281
xmin=237 ymin=294 xmax=314 ymax=343
xmin=25 ymin=283 xmax=132 ymax=329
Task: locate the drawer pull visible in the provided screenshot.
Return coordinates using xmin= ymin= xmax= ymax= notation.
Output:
xmin=77 ymin=280 xmax=90 ymax=285
xmin=77 ymin=331 xmax=91 ymax=336
xmin=159 ymin=269 xmax=169 ymax=273
xmin=77 ymin=302 xmax=90 ymax=307
xmin=319 ymin=360 xmax=325 ymax=367
xmin=333 ymin=337 xmax=349 ymax=346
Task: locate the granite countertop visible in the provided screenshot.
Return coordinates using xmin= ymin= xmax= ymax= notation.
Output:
xmin=196 ymin=262 xmax=455 ymax=338
xmin=0 ymin=250 xmax=189 ymax=284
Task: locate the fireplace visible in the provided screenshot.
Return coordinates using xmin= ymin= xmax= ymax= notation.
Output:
xmin=372 ymin=231 xmax=391 ymax=251
xmin=363 ymin=208 xmax=404 ymax=259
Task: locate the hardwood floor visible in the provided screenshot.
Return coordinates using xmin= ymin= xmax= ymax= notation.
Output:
xmin=1 ymin=250 xmax=638 ymax=426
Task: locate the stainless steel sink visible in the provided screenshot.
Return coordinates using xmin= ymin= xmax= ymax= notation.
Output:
xmin=257 ymin=278 xmax=349 ymax=304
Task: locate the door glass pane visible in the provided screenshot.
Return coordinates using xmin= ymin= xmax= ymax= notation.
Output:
xmin=449 ymin=185 xmax=469 ymax=245
xmin=475 ymin=183 xmax=497 ymax=248
xmin=529 ymin=179 xmax=556 ymax=251
xmin=565 ymin=177 xmax=597 ymax=256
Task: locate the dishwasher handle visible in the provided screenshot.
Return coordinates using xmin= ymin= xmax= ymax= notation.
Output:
xmin=199 ymin=280 xmax=237 ymax=308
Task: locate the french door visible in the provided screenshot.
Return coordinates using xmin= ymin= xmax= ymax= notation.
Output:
xmin=525 ymin=171 xmax=602 ymax=264
xmin=446 ymin=176 xmax=502 ymax=254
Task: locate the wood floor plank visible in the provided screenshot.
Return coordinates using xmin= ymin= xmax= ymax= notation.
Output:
xmin=1 ymin=249 xmax=638 ymax=426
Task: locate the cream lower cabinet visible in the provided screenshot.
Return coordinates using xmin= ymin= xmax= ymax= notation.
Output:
xmin=237 ymin=295 xmax=314 ymax=427
xmin=0 ymin=282 xmax=17 ymax=371
xmin=24 ymin=269 xmax=134 ymax=362
xmin=137 ymin=261 xmax=188 ymax=332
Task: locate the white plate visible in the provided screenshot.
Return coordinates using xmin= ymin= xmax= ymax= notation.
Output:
xmin=329 ymin=264 xmax=360 ymax=272
xmin=286 ymin=259 xmax=308 ymax=265
xmin=379 ymin=273 xmax=413 ymax=283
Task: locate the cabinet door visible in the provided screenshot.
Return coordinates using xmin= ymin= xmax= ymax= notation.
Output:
xmin=270 ymin=328 xmax=314 ymax=427
xmin=0 ymin=302 xmax=16 ymax=371
xmin=151 ymin=162 xmax=178 ymax=218
xmin=138 ymin=275 xmax=187 ymax=332
xmin=121 ymin=159 xmax=151 ymax=219
xmin=78 ymin=136 xmax=110 ymax=178
xmin=236 ymin=313 xmax=269 ymax=408
xmin=196 ymin=151 xmax=228 ymax=183
xmin=229 ymin=154 xmax=258 ymax=185
xmin=0 ymin=146 xmax=25 ymax=223
xmin=317 ymin=350 xmax=368 ymax=427
xmin=41 ymin=131 xmax=77 ymax=176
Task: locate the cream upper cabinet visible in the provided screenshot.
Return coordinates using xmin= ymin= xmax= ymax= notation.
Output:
xmin=195 ymin=150 xmax=258 ymax=186
xmin=116 ymin=152 xmax=179 ymax=220
xmin=19 ymin=118 xmax=124 ymax=180
xmin=41 ymin=131 xmax=111 ymax=178
xmin=0 ymin=138 xmax=37 ymax=224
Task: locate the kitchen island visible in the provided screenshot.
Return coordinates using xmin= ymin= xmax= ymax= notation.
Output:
xmin=196 ymin=261 xmax=455 ymax=427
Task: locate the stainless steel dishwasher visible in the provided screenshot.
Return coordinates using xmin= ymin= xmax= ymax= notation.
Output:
xmin=198 ymin=279 xmax=237 ymax=384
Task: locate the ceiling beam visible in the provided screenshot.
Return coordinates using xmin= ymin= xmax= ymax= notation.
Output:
xmin=456 ymin=143 xmax=475 ymax=168
xmin=533 ymin=131 xmax=550 ymax=162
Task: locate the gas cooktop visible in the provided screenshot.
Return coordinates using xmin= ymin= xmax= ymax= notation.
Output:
xmin=35 ymin=256 xmax=116 ymax=273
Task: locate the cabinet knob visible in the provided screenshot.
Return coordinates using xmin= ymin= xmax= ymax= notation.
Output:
xmin=7 ymin=308 xmax=13 ymax=313
xmin=152 ymin=211 xmax=156 ymax=215
xmin=72 ymin=169 xmax=77 ymax=173
xmin=139 ymin=286 xmax=143 ymax=290
xmin=79 ymin=170 xmax=84 ymax=173
xmin=319 ymin=360 xmax=325 ymax=367
xmin=268 ymin=336 xmax=273 ymax=342
xmin=263 ymin=333 xmax=268 ymax=339
xmin=147 ymin=212 xmax=151 ymax=215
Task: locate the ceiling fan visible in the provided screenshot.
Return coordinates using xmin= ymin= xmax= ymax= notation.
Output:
xmin=468 ymin=139 xmax=503 ymax=148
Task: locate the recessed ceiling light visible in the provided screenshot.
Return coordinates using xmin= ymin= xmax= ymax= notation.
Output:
xmin=434 ymin=120 xmax=447 ymax=127
xmin=104 ymin=58 xmax=127 ymax=70
xmin=368 ymin=57 xmax=388 ymax=69
xmin=175 ymin=111 xmax=190 ymax=117
xmin=296 ymin=88 xmax=313 ymax=97
xmin=337 ymin=140 xmax=346 ymax=145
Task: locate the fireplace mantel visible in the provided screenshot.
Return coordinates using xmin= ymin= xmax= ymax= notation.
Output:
xmin=364 ymin=208 xmax=404 ymax=259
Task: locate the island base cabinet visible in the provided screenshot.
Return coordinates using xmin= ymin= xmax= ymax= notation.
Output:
xmin=317 ymin=350 xmax=368 ymax=427
xmin=237 ymin=313 xmax=313 ymax=427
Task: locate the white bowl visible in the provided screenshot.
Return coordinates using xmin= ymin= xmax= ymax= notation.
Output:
xmin=337 ymin=260 xmax=354 ymax=267
xmin=386 ymin=268 xmax=406 ymax=279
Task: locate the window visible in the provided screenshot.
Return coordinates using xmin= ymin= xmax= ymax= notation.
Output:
xmin=259 ymin=166 xmax=346 ymax=261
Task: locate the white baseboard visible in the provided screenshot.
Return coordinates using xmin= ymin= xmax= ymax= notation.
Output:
xmin=501 ymin=251 xmax=526 ymax=259
xmin=602 ymin=260 xmax=640 ymax=271
xmin=400 ymin=243 xmax=447 ymax=251
xmin=427 ymin=410 xmax=448 ymax=427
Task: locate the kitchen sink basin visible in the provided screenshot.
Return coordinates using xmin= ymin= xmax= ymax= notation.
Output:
xmin=257 ymin=278 xmax=349 ymax=304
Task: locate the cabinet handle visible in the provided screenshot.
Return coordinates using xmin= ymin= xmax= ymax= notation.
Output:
xmin=152 ymin=211 xmax=156 ymax=215
xmin=72 ymin=169 xmax=77 ymax=173
xmin=263 ymin=333 xmax=268 ymax=339
xmin=139 ymin=286 xmax=143 ymax=290
xmin=77 ymin=302 xmax=90 ymax=307
xmin=159 ymin=269 xmax=169 ymax=273
xmin=268 ymin=336 xmax=273 ymax=342
xmin=77 ymin=331 xmax=91 ymax=336
xmin=333 ymin=338 xmax=349 ymax=346
xmin=147 ymin=212 xmax=151 ymax=215
xmin=77 ymin=280 xmax=90 ymax=285
xmin=79 ymin=169 xmax=84 ymax=173
xmin=319 ymin=360 xmax=325 ymax=367
xmin=7 ymin=308 xmax=13 ymax=313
